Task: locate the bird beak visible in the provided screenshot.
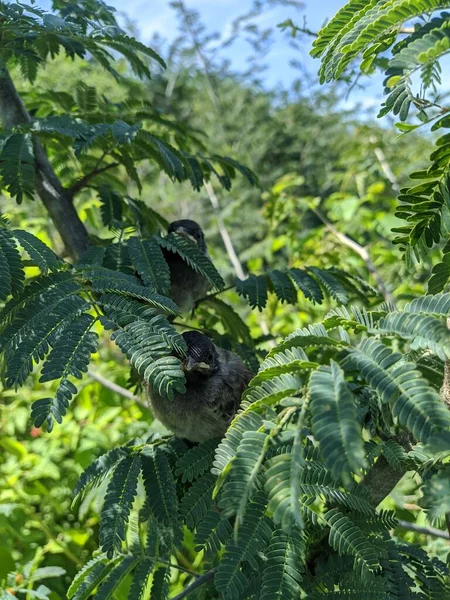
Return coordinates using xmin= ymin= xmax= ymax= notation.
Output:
xmin=174 ymin=227 xmax=197 ymax=245
xmin=183 ymin=356 xmax=210 ymax=373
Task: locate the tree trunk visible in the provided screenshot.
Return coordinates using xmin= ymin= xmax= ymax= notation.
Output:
xmin=0 ymin=69 xmax=89 ymax=259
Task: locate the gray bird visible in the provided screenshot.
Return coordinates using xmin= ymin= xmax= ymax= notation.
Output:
xmin=146 ymin=331 xmax=253 ymax=442
xmin=163 ymin=220 xmax=210 ymax=314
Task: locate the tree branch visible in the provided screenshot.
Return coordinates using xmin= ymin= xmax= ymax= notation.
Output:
xmin=396 ymin=520 xmax=450 ymax=540
xmin=204 ymin=181 xmax=246 ymax=280
xmin=361 ymin=431 xmax=412 ymax=507
xmin=370 ymin=136 xmax=400 ymax=195
xmin=171 ymin=568 xmax=217 ymax=600
xmin=361 ymin=455 xmax=406 ymax=507
xmin=0 ymin=68 xmax=89 ymax=259
xmin=68 ymin=162 xmax=120 ymax=197
xmin=311 ymin=207 xmax=396 ymax=306
xmin=87 ymin=369 xmax=147 ymax=408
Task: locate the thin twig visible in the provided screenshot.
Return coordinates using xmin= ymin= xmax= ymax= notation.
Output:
xmin=396 ymin=520 xmax=450 ymax=540
xmin=171 ymin=322 xmax=206 ymax=332
xmin=68 ymin=162 xmax=120 ymax=197
xmin=87 ymin=369 xmax=146 ymax=407
xmin=171 ymin=568 xmax=217 ymax=600
xmin=370 ymin=136 xmax=400 ymax=194
xmin=310 ymin=207 xmax=395 ymax=306
xmin=205 ymin=181 xmax=246 ymax=280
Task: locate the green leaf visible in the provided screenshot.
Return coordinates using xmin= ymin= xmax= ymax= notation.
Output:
xmin=94 ymin=554 xmax=138 ymax=600
xmin=308 ymin=267 xmax=349 ymax=304
xmin=268 ymin=269 xmax=298 ymax=304
xmin=158 ymin=232 xmax=224 ymax=291
xmin=0 ymin=228 xmax=25 ymax=299
xmin=325 ymin=508 xmax=381 ymax=576
xmin=259 ymin=529 xmax=304 ymax=600
xmin=342 ymin=339 xmax=450 ymax=449
xmin=127 ymin=558 xmax=154 ymax=600
xmin=180 ymin=472 xmax=216 ymax=529
xmin=421 ymin=465 xmax=450 ymax=521
xmin=310 ymin=361 xmax=367 ymax=482
xmin=235 ymin=274 xmax=268 ymax=311
xmin=39 ymin=313 xmax=98 ymax=383
xmin=85 ymin=269 xmax=180 ymax=314
xmin=5 ymin=295 xmax=89 ymax=387
xmin=99 ymin=454 xmax=141 ymax=557
xmin=72 ymin=445 xmax=131 ymax=502
xmin=288 ymin=268 xmax=323 ymax=304
xmin=175 ymin=438 xmax=219 ymax=483
xmin=13 ymin=230 xmax=63 ymax=273
xmin=98 ymin=186 xmax=123 ymax=227
xmin=0 ymin=133 xmax=35 ymax=203
xmin=215 ymin=492 xmax=272 ymax=599
xmin=194 ymin=510 xmax=233 ymax=556
xmin=69 ymin=557 xmax=121 ymax=600
xmin=127 ymin=236 xmax=170 ymax=295
xmin=141 ymin=447 xmax=179 ymax=528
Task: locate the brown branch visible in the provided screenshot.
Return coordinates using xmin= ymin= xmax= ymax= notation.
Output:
xmin=361 ymin=455 xmax=406 ymax=507
xmin=0 ymin=68 xmax=89 ymax=259
xmin=171 ymin=568 xmax=217 ymax=600
xmin=396 ymin=520 xmax=450 ymax=540
xmin=361 ymin=431 xmax=412 ymax=507
xmin=311 ymin=207 xmax=396 ymax=306
xmin=68 ymin=162 xmax=120 ymax=197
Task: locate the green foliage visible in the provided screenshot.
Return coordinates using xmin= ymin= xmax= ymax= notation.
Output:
xmin=0 ymin=134 xmax=35 ymax=203
xmin=3 ymin=0 xmax=450 ymax=598
xmin=236 ymin=266 xmax=375 ymax=311
xmin=310 ymin=361 xmax=367 ymax=482
xmin=259 ymin=529 xmax=304 ymax=600
xmin=158 ymin=232 xmax=225 ymax=291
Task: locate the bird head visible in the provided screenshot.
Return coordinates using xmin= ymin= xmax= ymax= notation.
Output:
xmin=180 ymin=331 xmax=219 ymax=378
xmin=168 ymin=219 xmax=207 ymax=253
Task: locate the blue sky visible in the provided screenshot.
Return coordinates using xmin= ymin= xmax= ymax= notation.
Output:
xmin=115 ymin=0 xmax=352 ymax=85
xmin=37 ymin=0 xmax=383 ymax=108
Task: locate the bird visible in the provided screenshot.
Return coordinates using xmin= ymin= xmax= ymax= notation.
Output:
xmin=146 ymin=331 xmax=254 ymax=442
xmin=163 ymin=219 xmax=210 ymax=314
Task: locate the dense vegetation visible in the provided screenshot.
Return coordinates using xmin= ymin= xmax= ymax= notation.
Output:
xmin=1 ymin=0 xmax=450 ymax=598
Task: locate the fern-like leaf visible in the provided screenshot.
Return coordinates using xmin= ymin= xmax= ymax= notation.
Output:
xmin=220 ymin=430 xmax=268 ymax=519
xmin=0 ymin=133 xmax=35 ymax=202
xmin=72 ymin=445 xmax=131 ymax=502
xmin=127 ymin=558 xmax=154 ymax=600
xmin=68 ymin=556 xmax=121 ymax=600
xmin=325 ymin=508 xmax=381 ymax=576
xmin=99 ymin=454 xmax=141 ymax=558
xmin=0 ymin=228 xmax=25 ymax=299
xmin=259 ymin=529 xmax=305 ymax=600
xmin=194 ymin=510 xmax=233 ymax=556
xmin=342 ymin=339 xmax=450 ymax=448
xmin=141 ymin=447 xmax=179 ymax=528
xmin=93 ymin=554 xmax=138 ymax=600
xmin=179 ymin=472 xmax=216 ymax=529
xmin=128 ymin=236 xmax=171 ymax=295
xmin=175 ymin=438 xmax=219 ymax=483
xmin=310 ymin=361 xmax=367 ymax=482
xmin=13 ymin=230 xmax=63 ymax=273
xmin=236 ymin=274 xmax=268 ymax=311
xmin=215 ymin=492 xmax=272 ymax=599
xmin=158 ymin=232 xmax=224 ymax=291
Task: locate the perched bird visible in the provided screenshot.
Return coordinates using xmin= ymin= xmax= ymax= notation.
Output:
xmin=163 ymin=219 xmax=210 ymax=314
xmin=146 ymin=331 xmax=253 ymax=442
